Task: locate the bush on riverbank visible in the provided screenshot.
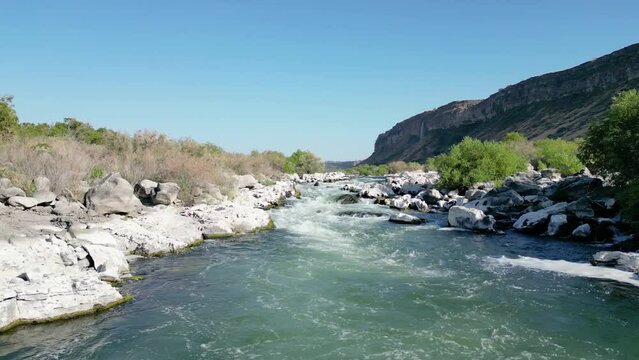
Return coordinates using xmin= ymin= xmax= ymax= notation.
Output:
xmin=428 ymin=137 xmax=528 ymax=189
xmin=501 ymin=132 xmax=583 ymax=176
xmin=283 ymin=150 xmax=325 ymax=174
xmin=344 ymin=161 xmax=423 ymax=176
xmin=579 ymin=89 xmax=639 ymax=229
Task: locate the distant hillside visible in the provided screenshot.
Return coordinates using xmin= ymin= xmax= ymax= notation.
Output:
xmin=325 ymin=160 xmax=360 ymax=170
xmin=364 ymin=43 xmax=639 ymax=164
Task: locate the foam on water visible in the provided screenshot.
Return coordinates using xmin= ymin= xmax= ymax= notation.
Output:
xmin=487 ymin=255 xmax=639 ymax=287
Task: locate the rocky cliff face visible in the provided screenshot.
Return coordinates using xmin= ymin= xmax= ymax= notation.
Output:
xmin=364 ymin=43 xmax=639 ymax=164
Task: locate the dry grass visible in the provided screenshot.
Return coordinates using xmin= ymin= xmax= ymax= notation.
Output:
xmin=0 ymin=132 xmax=285 ymax=203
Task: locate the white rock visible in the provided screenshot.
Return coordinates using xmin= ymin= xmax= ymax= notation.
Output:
xmin=389 ymin=195 xmax=412 ymax=210
xmin=153 ymin=182 xmax=180 ymax=205
xmin=7 ymin=196 xmax=39 ymax=209
xmin=546 ymin=214 xmax=569 ymax=236
xmin=513 ymin=202 xmax=568 ymax=232
xmin=33 ymin=191 xmax=56 ymax=206
xmin=134 ymin=179 xmax=158 ymax=199
xmin=236 ymin=174 xmax=259 ymax=189
xmin=84 ymin=173 xmax=142 ymax=215
xmin=100 ymin=206 xmax=203 ymax=255
xmin=571 ymin=223 xmax=591 ymax=239
xmin=448 ymin=206 xmax=495 ymax=232
xmin=83 ymin=244 xmax=130 ymax=281
xmin=388 ymin=213 xmax=423 ymax=224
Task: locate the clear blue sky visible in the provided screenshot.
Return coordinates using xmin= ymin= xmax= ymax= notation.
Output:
xmin=2 ymin=1 xmax=637 ymax=160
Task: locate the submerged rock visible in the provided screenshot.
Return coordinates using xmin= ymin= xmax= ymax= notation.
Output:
xmin=336 ymin=194 xmax=359 ymax=205
xmin=388 ymin=213 xmax=424 ymax=224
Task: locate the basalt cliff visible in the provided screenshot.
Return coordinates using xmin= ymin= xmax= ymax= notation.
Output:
xmin=364 ymin=43 xmax=639 ymax=164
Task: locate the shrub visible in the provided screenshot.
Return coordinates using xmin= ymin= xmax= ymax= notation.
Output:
xmin=502 ymin=131 xmax=527 ymax=143
xmin=579 ymin=89 xmax=639 ymax=185
xmin=283 ymin=150 xmax=325 ymax=174
xmin=534 ymin=138 xmax=583 ymax=175
xmin=430 ymin=137 xmax=528 ymax=189
xmin=579 ymin=89 xmax=639 ymax=230
xmin=0 ymin=96 xmax=18 ymax=139
xmin=345 ymin=164 xmax=390 ymax=176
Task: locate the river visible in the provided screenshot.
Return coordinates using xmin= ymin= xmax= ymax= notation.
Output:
xmin=1 ymin=181 xmax=639 ymax=359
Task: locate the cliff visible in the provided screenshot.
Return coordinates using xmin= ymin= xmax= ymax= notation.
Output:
xmin=364 ymin=43 xmax=639 ymax=164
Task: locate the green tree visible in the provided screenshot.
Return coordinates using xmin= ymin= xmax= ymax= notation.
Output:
xmin=579 ymin=89 xmax=639 ymax=185
xmin=534 ymin=138 xmax=583 ymax=175
xmin=579 ymin=89 xmax=639 ymax=228
xmin=0 ymin=95 xmax=19 ymax=139
xmin=284 ymin=150 xmax=325 ymax=174
xmin=430 ymin=137 xmax=528 ymax=189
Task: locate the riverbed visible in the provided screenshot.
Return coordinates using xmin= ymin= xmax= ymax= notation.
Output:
xmin=1 ymin=181 xmax=638 ymax=359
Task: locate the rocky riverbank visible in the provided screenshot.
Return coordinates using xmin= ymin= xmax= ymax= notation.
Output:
xmin=0 ymin=171 xmax=335 ymax=333
xmin=341 ymin=169 xmax=639 ymax=274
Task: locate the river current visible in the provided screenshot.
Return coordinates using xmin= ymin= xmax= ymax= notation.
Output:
xmin=1 ymin=180 xmax=639 ymax=359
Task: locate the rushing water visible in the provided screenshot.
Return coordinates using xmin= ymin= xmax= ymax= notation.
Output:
xmin=2 ymin=181 xmax=639 ymax=359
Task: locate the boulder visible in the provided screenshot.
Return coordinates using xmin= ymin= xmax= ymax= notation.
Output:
xmin=0 ymin=187 xmax=26 ymax=202
xmin=513 ymin=202 xmax=568 ymax=233
xmin=546 ymin=214 xmax=570 ymax=237
xmin=153 ymin=182 xmax=180 ymax=205
xmin=7 ymin=196 xmax=39 ymax=209
xmin=448 ymin=206 xmax=495 ymax=232
xmin=465 ymin=189 xmax=487 ymax=201
xmin=418 ymin=189 xmax=443 ymax=203
xmin=545 ymin=175 xmax=603 ymax=202
xmin=193 ymin=183 xmax=227 ymax=205
xmin=134 ymin=179 xmax=158 ymax=199
xmin=504 ymin=173 xmax=542 ymax=196
xmin=398 ymin=183 xmax=424 ymax=196
xmin=52 ymin=199 xmax=86 ymax=216
xmin=410 ymin=198 xmax=429 ymax=212
xmin=359 ymin=183 xmax=393 ymax=199
xmin=83 ymin=244 xmax=130 ymax=281
xmin=0 ymin=177 xmax=11 ymax=189
xmin=84 ymin=173 xmax=142 ymax=215
xmin=32 ymin=190 xmax=56 ymax=206
xmin=389 ymin=213 xmax=424 ymax=225
xmin=566 ymin=197 xmax=595 ymax=220
xmin=540 ymin=168 xmax=562 ymax=181
xmin=389 ymin=195 xmax=412 ymax=210
xmin=571 ymin=223 xmax=591 ymax=240
xmin=236 ymin=174 xmax=258 ymax=189
xmin=465 ymin=189 xmax=524 ymax=212
xmin=336 ymin=194 xmax=359 ymax=205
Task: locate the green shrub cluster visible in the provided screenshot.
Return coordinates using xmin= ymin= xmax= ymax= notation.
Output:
xmin=0 ymin=96 xmax=19 ymax=139
xmin=283 ymin=150 xmax=325 ymax=174
xmin=428 ymin=137 xmax=528 ymax=189
xmin=344 ymin=164 xmax=390 ymax=176
xmin=579 ymin=89 xmax=639 ymax=229
xmin=534 ymin=138 xmax=584 ymax=175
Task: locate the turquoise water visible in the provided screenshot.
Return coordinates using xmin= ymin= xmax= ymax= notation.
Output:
xmin=2 ymin=182 xmax=639 ymax=359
